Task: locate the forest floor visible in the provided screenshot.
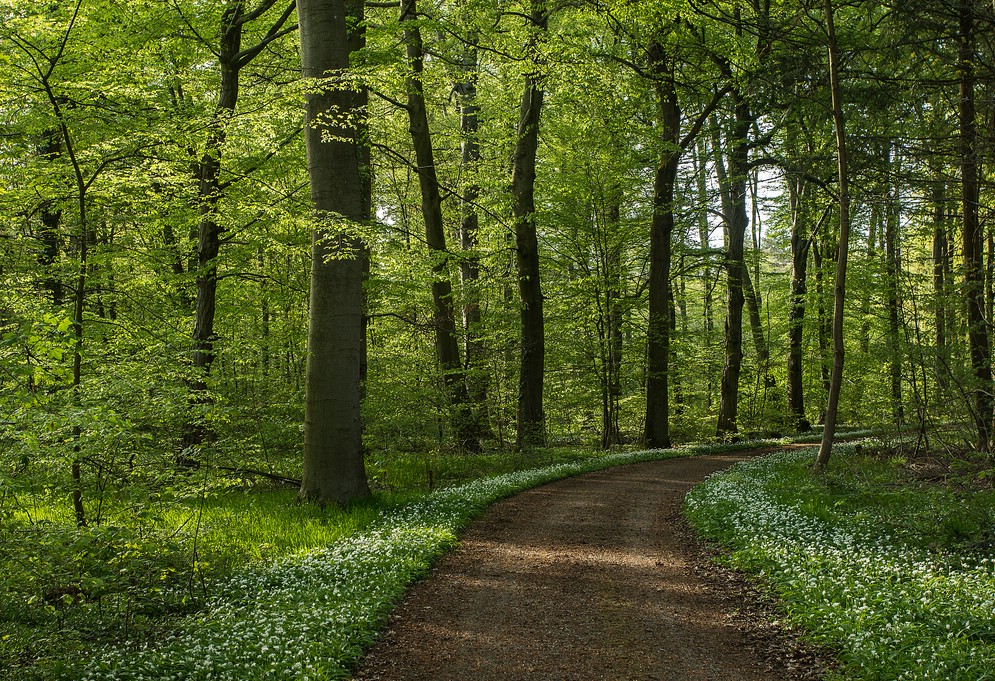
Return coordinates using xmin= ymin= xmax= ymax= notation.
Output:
xmin=351 ymin=448 xmax=836 ymax=680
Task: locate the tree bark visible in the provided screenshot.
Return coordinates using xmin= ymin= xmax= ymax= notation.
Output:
xmin=958 ymin=0 xmax=991 ymax=451
xmin=455 ymin=42 xmax=492 ymax=438
xmin=299 ymin=0 xmax=371 ymax=504
xmin=787 ymin=175 xmax=812 ymax=431
xmin=512 ymin=0 xmax=548 ymax=449
xmin=815 ymin=0 xmax=852 ymax=470
xmin=643 ymin=35 xmax=680 ymax=450
xmin=932 ymin=178 xmax=949 ymax=388
xmin=400 ymin=0 xmax=480 ymax=452
xmin=884 ymin=148 xmax=903 ymax=423
xmin=716 ymin=92 xmax=751 ymax=436
xmin=186 ymin=0 xmax=296 ymax=453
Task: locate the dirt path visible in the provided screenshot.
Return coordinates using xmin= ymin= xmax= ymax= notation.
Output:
xmin=352 ymin=451 xmax=832 ymax=680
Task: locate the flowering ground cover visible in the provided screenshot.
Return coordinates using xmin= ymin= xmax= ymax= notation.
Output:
xmin=79 ymin=444 xmax=740 ymax=680
xmin=685 ymin=442 xmax=995 ymax=681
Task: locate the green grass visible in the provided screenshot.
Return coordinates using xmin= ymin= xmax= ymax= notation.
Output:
xmin=3 ymin=435 xmax=815 ymax=680
xmin=0 ymin=443 xmax=626 ymax=680
xmin=685 ymin=440 xmax=995 ymax=680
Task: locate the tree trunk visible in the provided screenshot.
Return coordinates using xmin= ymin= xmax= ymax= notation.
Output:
xmin=643 ymin=36 xmax=680 ymax=450
xmin=884 ymin=148 xmax=903 ymax=423
xmin=37 ymin=132 xmax=64 ymax=306
xmin=815 ymin=0 xmax=852 ymax=470
xmin=512 ymin=0 xmax=548 ymax=449
xmin=400 ymin=0 xmax=480 ymax=452
xmin=185 ymin=0 xmax=295 ymax=454
xmin=958 ymin=0 xmax=990 ymax=451
xmin=716 ymin=93 xmax=751 ymax=436
xmin=299 ymin=0 xmax=370 ymax=504
xmin=932 ymin=178 xmax=949 ymax=388
xmin=694 ymin=139 xmax=715 ymax=410
xmin=787 ymin=176 xmax=812 ymax=431
xmin=455 ymin=42 xmax=492 ymax=438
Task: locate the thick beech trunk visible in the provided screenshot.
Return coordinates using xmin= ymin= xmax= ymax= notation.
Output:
xmin=643 ymin=36 xmax=680 ymax=450
xmin=400 ymin=0 xmax=480 ymax=452
xmin=299 ymin=0 xmax=370 ymax=504
xmin=512 ymin=0 xmax=548 ymax=449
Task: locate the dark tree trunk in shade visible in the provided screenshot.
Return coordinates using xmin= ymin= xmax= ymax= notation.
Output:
xmin=816 ymin=0 xmax=853 ymax=470
xmin=716 ymin=92 xmax=751 ymax=436
xmin=37 ymin=132 xmax=64 ymax=306
xmin=957 ymin=0 xmax=991 ymax=450
xmin=455 ymin=42 xmax=492 ymax=438
xmin=512 ymin=0 xmax=548 ymax=449
xmin=643 ymin=35 xmax=680 ymax=451
xmin=884 ymin=150 xmax=903 ymax=423
xmin=185 ymin=0 xmax=296 ymax=454
xmin=787 ymin=176 xmax=813 ymax=432
xmin=400 ymin=0 xmax=480 ymax=453
xmin=298 ymin=0 xmax=370 ymax=504
xmin=932 ymin=179 xmax=949 ymax=388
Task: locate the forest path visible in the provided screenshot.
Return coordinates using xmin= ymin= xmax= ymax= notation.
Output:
xmin=352 ymin=449 xmax=831 ymax=680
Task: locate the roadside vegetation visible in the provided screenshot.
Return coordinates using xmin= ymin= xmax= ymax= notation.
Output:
xmin=686 ymin=438 xmax=995 ymax=681
xmin=1 ymin=442 xmax=616 ymax=680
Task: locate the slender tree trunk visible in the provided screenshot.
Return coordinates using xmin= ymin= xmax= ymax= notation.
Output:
xmin=858 ymin=205 xmax=878 ymax=356
xmin=602 ymin=200 xmax=624 ymax=449
xmin=787 ymin=177 xmax=812 ymax=431
xmin=716 ymin=93 xmax=751 ymax=436
xmin=884 ymin=149 xmax=903 ymax=423
xmin=958 ymin=0 xmax=991 ymax=451
xmin=37 ymin=132 xmax=64 ymax=305
xmin=694 ymin=139 xmax=715 ymax=409
xmin=400 ymin=0 xmax=480 ymax=452
xmin=742 ymin=267 xmax=768 ymax=369
xmin=816 ymin=0 xmax=852 ymax=470
xmin=185 ymin=0 xmax=295 ymax=454
xmin=512 ymin=0 xmax=548 ymax=449
xmin=932 ymin=178 xmax=949 ymax=388
xmin=455 ymin=42 xmax=492 ymax=438
xmin=299 ymin=0 xmax=370 ymax=504
xmin=643 ymin=36 xmax=680 ymax=450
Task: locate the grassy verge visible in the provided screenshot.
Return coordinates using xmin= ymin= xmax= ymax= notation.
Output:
xmin=685 ymin=441 xmax=995 ymax=680
xmin=15 ymin=436 xmax=803 ymax=681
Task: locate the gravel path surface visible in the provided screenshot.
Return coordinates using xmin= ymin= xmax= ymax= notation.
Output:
xmin=353 ymin=451 xmax=832 ymax=680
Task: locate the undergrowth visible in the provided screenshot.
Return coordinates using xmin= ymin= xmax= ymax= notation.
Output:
xmin=2 ymin=435 xmax=812 ymax=680
xmin=685 ymin=441 xmax=995 ymax=680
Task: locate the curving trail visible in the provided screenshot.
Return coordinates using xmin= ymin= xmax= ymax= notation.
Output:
xmin=353 ymin=451 xmax=830 ymax=680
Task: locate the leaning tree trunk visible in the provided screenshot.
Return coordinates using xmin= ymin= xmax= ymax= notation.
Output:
xmin=299 ymin=0 xmax=371 ymax=504
xmin=400 ymin=0 xmax=480 ymax=452
xmin=958 ymin=0 xmax=991 ymax=451
xmin=512 ymin=0 xmax=549 ymax=450
xmin=815 ymin=0 xmax=852 ymax=470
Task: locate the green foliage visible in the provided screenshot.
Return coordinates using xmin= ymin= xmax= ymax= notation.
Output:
xmin=686 ymin=442 xmax=995 ymax=680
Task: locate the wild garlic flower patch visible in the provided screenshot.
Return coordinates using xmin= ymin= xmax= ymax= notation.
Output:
xmin=85 ymin=442 xmax=761 ymax=680
xmin=685 ymin=446 xmax=995 ymax=681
